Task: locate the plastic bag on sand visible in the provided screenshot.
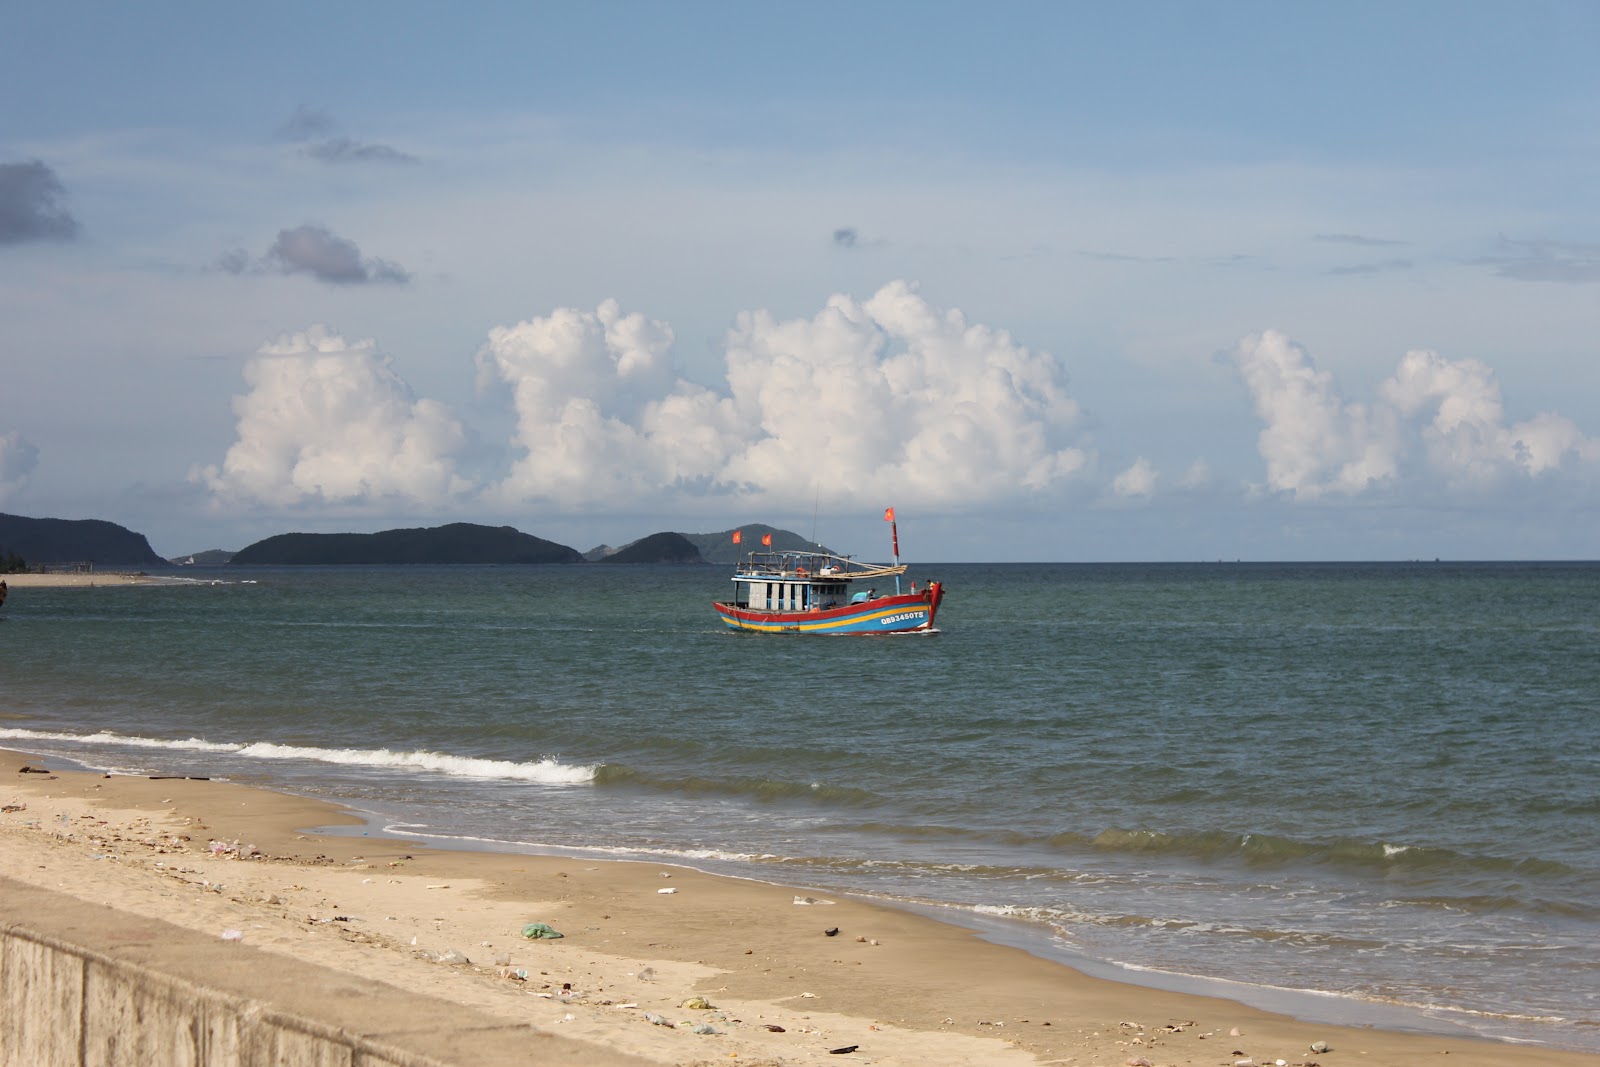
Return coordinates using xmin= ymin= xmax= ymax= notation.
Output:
xmin=522 ymin=922 xmax=564 ymax=939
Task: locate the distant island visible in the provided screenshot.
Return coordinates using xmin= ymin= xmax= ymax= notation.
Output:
xmin=0 ymin=512 xmax=164 ymax=568
xmin=230 ymin=523 xmax=585 ymax=565
xmin=593 ymin=532 xmax=703 ymax=564
xmin=171 ymin=549 xmax=235 ymax=566
xmin=3 ymin=511 xmax=831 ymax=569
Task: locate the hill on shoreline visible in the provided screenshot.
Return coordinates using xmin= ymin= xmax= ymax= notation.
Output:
xmin=4 ymin=512 xmax=832 ymax=568
xmin=0 ymin=513 xmax=164 ymax=567
xmin=594 ymin=532 xmax=703 ymax=564
xmin=230 ymin=524 xmax=584 ymax=565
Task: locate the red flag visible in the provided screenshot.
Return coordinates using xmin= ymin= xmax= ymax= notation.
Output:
xmin=884 ymin=506 xmax=895 ymax=522
xmin=732 ymin=530 xmax=742 ymax=544
xmin=761 ymin=533 xmax=773 ymax=546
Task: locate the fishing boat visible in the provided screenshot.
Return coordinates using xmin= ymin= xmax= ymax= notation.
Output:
xmin=712 ymin=509 xmax=944 ymax=634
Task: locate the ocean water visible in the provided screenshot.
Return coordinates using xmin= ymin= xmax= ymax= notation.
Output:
xmin=2 ymin=561 xmax=1596 ymax=1050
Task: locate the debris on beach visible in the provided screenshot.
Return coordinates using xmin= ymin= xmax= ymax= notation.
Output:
xmin=794 ymin=895 xmax=834 ymax=905
xmin=521 ymin=921 xmax=564 ymax=939
xmin=681 ymin=996 xmax=713 ymax=1009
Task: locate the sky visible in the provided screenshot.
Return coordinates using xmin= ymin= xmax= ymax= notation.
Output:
xmin=3 ymin=1 xmax=1598 ymax=562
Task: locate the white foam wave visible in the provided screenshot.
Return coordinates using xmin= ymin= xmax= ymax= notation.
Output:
xmin=0 ymin=728 xmax=238 ymax=752
xmin=384 ymin=825 xmax=772 ymax=864
xmin=0 ymin=728 xmax=595 ymax=785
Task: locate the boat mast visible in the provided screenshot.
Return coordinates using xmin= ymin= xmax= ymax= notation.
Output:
xmin=886 ymin=506 xmax=901 ymax=595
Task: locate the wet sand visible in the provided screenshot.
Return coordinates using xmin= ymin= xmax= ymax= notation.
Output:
xmin=3 ymin=571 xmax=160 ymax=587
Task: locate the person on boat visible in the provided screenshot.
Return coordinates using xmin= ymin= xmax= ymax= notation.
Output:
xmin=850 ymin=588 xmax=871 ymax=604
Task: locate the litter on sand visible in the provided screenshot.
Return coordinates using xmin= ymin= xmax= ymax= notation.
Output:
xmin=521 ymin=922 xmax=564 ymax=939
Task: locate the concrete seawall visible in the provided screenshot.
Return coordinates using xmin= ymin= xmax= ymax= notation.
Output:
xmin=0 ymin=876 xmax=640 ymax=1066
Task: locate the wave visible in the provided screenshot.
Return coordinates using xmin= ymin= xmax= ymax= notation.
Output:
xmin=0 ymin=727 xmax=596 ymax=785
xmin=379 ymin=824 xmax=778 ymax=865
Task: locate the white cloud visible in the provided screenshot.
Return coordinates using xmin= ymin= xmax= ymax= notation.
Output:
xmin=0 ymin=431 xmax=40 ymax=503
xmin=193 ymin=326 xmax=470 ymax=508
xmin=1380 ymin=348 xmax=1600 ymax=485
xmin=1112 ymin=457 xmax=1157 ymax=498
xmin=476 ymin=298 xmax=740 ymax=505
xmin=1233 ymin=330 xmax=1399 ymax=499
xmin=478 ymin=281 xmax=1089 ymax=512
xmin=1234 ymin=331 xmax=1599 ymax=499
xmin=1179 ymin=458 xmax=1212 ymax=489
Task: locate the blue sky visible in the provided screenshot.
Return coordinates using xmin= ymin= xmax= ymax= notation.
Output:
xmin=2 ymin=1 xmax=1597 ymax=561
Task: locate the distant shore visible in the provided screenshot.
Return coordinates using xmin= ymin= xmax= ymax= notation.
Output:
xmin=3 ymin=571 xmax=160 ymax=587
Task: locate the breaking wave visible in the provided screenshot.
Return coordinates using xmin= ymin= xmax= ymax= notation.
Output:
xmin=0 ymin=727 xmax=596 ymax=785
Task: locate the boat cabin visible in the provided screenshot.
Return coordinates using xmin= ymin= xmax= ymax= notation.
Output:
xmin=727 ymin=552 xmax=861 ymax=613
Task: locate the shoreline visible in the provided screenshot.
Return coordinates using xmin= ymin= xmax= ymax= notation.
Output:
xmin=3 ymin=747 xmax=1595 ymax=1067
xmin=335 ymin=815 xmax=1514 ymax=1044
xmin=3 ymin=571 xmax=163 ymax=587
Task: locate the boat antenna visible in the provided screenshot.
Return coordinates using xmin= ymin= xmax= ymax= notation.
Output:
xmin=810 ymin=482 xmax=820 ymax=550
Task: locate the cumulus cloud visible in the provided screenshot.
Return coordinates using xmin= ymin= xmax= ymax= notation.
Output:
xmin=475 ymin=298 xmax=719 ymax=505
xmin=193 ymin=326 xmax=470 ymax=508
xmin=479 ymin=281 xmax=1088 ymax=511
xmin=1112 ymin=457 xmax=1157 ymax=498
xmin=1233 ymin=330 xmax=1599 ymax=499
xmin=1179 ymin=459 xmax=1212 ymax=490
xmin=219 ymin=224 xmax=410 ymax=285
xmin=1379 ymin=349 xmax=1600 ymax=486
xmin=0 ymin=160 xmax=80 ymax=244
xmin=1233 ymin=331 xmax=1399 ymax=499
xmin=0 ymin=431 xmax=40 ymax=502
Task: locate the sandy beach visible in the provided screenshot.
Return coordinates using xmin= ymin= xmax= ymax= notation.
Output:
xmin=1 ymin=748 xmax=1594 ymax=1067
xmin=3 ymin=571 xmax=162 ymax=588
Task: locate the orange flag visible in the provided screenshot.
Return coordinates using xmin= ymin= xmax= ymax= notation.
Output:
xmin=761 ymin=533 xmax=773 ymax=546
xmin=732 ymin=530 xmax=742 ymax=544
xmin=884 ymin=506 xmax=896 ymax=522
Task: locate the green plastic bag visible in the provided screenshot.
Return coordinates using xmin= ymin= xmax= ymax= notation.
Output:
xmin=521 ymin=922 xmax=564 ymax=939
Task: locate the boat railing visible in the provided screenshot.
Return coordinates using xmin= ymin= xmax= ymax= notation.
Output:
xmin=734 ymin=551 xmax=905 ymax=581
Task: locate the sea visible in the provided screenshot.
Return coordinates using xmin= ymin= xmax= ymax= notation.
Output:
xmin=1 ymin=561 xmax=1596 ymax=1051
